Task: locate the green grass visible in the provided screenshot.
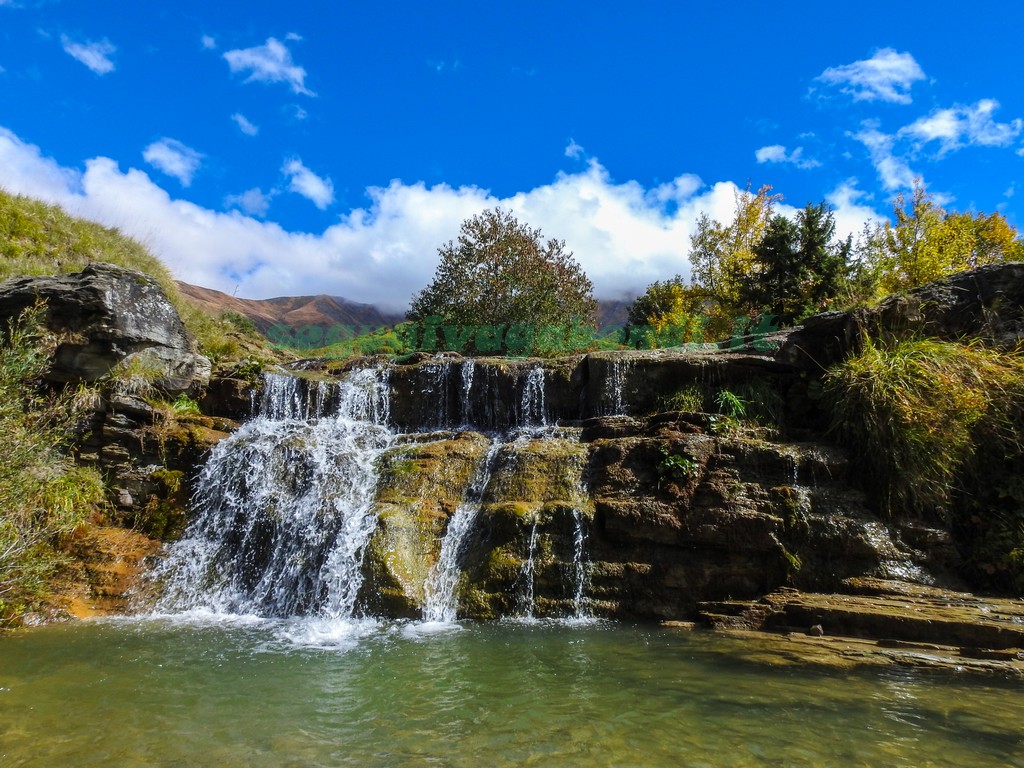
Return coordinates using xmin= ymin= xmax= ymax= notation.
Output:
xmin=0 ymin=304 xmax=106 ymax=624
xmin=824 ymin=337 xmax=1021 ymax=514
xmin=0 ymin=189 xmax=177 ymax=295
xmin=825 ymin=336 xmax=1024 ymax=591
xmin=0 ymin=189 xmax=270 ymax=364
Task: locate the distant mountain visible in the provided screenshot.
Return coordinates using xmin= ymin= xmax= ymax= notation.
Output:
xmin=178 ymin=281 xmax=634 ymax=341
xmin=595 ymin=298 xmax=631 ymax=330
xmin=177 ymin=282 xmax=404 ymax=336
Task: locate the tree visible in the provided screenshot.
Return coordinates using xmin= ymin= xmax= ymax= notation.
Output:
xmin=625 ymin=276 xmax=709 ymax=347
xmin=688 ymin=183 xmax=781 ymax=336
xmin=859 ymin=180 xmax=1023 ymax=297
xmin=407 ymin=208 xmax=597 ymax=352
xmin=738 ymin=202 xmax=850 ymax=325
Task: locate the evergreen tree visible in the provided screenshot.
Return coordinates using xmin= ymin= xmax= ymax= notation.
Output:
xmin=738 ymin=202 xmax=849 ymax=325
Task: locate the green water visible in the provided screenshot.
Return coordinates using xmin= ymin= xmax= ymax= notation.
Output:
xmin=1 ymin=617 xmax=1022 ymax=767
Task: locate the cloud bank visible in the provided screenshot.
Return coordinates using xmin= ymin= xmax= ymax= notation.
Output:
xmin=0 ymin=127 xmax=878 ymax=312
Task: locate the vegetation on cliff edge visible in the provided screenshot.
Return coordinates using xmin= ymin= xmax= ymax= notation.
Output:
xmin=0 ymin=189 xmax=270 ymax=364
xmin=825 ymin=337 xmax=1024 ymax=590
xmin=0 ymin=304 xmax=106 ymax=625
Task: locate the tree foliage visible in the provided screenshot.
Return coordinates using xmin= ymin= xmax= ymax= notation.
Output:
xmin=625 ymin=276 xmax=710 ymax=347
xmin=690 ymin=185 xmax=781 ymax=299
xmin=859 ymin=181 xmax=1023 ymax=297
xmin=737 ymin=202 xmax=850 ymax=324
xmin=408 ymin=207 xmax=596 ymax=328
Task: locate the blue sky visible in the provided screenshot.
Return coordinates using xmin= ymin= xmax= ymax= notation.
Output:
xmin=2 ymin=1 xmax=1023 ymax=309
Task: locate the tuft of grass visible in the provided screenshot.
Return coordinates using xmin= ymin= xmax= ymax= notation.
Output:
xmin=825 ymin=335 xmax=1024 ymax=591
xmin=823 ymin=337 xmax=1023 ymax=516
xmin=662 ymin=383 xmax=706 ymax=412
xmin=715 ymin=389 xmax=748 ymax=420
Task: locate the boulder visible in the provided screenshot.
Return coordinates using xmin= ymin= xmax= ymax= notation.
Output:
xmin=0 ymin=262 xmax=210 ymax=393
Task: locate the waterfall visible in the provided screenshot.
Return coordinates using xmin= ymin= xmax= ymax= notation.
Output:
xmin=570 ymin=509 xmax=589 ymax=618
xmin=421 ymin=440 xmax=501 ymax=623
xmin=601 ymin=358 xmax=631 ymax=415
xmin=420 ymin=360 xmax=453 ymax=428
xmin=460 ymin=358 xmax=475 ymax=426
xmin=517 ymin=520 xmax=540 ymax=618
xmin=151 ymin=359 xmax=599 ymax=623
xmin=152 ymin=369 xmax=394 ymax=618
xmin=519 ymin=365 xmax=546 ymax=428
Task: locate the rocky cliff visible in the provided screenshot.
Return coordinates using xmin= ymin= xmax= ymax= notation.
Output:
xmin=5 ymin=262 xmax=1024 ymax=667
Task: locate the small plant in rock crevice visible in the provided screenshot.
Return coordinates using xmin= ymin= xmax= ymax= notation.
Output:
xmin=657 ymin=445 xmax=701 ymax=484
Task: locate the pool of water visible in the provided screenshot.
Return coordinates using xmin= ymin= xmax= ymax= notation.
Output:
xmin=1 ymin=617 xmax=1022 ymax=767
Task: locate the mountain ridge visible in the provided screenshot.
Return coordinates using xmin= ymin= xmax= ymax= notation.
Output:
xmin=178 ymin=281 xmax=632 ymax=336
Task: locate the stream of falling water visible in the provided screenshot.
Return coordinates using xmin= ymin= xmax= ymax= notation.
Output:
xmin=601 ymin=357 xmax=631 ymax=415
xmin=519 ymin=366 xmax=547 ymax=427
xmin=421 ymin=440 xmax=502 ymax=624
xmin=570 ymin=508 xmax=589 ymax=617
xmin=151 ymin=370 xmax=394 ymax=618
xmin=517 ymin=520 xmax=540 ymax=618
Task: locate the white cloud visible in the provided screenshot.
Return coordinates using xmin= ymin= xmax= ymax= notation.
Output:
xmin=61 ymin=34 xmax=116 ymax=75
xmin=282 ymin=158 xmax=334 ymax=209
xmin=0 ymin=124 xmax=883 ymax=312
xmin=225 ymin=187 xmax=273 ymax=217
xmin=142 ymin=138 xmax=204 ymax=186
xmin=817 ymin=48 xmax=925 ymax=105
xmin=285 ymin=32 xmax=303 ymax=42
xmin=901 ymin=99 xmax=1022 ymax=155
xmin=564 ymin=139 xmax=585 ymax=159
xmin=851 ymin=121 xmax=917 ymax=191
xmin=826 ymin=179 xmax=883 ymax=241
xmin=231 ymin=113 xmax=259 ymax=136
xmin=223 ymin=37 xmax=313 ymax=96
xmin=200 ymin=35 xmax=216 ymax=50
xmin=754 ymin=144 xmax=821 ymax=170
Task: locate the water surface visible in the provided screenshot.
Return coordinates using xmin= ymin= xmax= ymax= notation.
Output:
xmin=1 ymin=618 xmax=1022 ymax=767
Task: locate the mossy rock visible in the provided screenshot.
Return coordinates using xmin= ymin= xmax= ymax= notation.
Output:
xmin=486 ymin=438 xmax=589 ymax=503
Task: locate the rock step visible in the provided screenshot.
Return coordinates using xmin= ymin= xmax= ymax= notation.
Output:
xmin=697 ymin=600 xmax=777 ymax=630
xmin=759 ymin=584 xmax=1024 ymax=651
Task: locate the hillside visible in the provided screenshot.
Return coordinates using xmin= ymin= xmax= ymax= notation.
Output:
xmin=179 ymin=280 xmax=633 ymax=338
xmin=176 ymin=282 xmax=404 ymax=336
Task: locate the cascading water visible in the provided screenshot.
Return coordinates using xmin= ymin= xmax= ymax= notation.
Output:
xmin=519 ymin=366 xmax=547 ymax=428
xmin=569 ymin=508 xmax=589 ymax=617
xmin=517 ymin=520 xmax=540 ymax=618
xmin=152 ymin=357 xmax=595 ymax=623
xmin=152 ymin=370 xmax=394 ymax=618
xmin=601 ymin=358 xmax=631 ymax=416
xmin=421 ymin=440 xmax=502 ymax=623
xmin=460 ymin=358 xmax=475 ymax=426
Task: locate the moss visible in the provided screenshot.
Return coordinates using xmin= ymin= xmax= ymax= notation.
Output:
xmin=486 ymin=438 xmax=589 ymax=503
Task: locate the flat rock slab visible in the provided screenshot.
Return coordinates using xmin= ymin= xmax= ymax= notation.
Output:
xmin=681 ymin=579 xmax=1024 ymax=678
xmin=701 ymin=628 xmax=1024 ymax=679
